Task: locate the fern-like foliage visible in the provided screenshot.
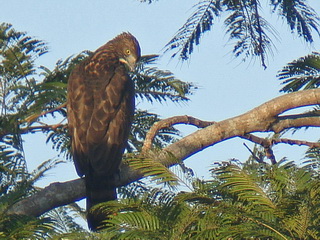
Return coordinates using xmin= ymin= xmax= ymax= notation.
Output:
xmin=44 ymin=205 xmax=85 ymax=234
xmin=214 ymin=162 xmax=276 ymax=209
xmin=304 ymin=146 xmax=320 ymax=173
xmin=224 ymin=0 xmax=276 ymax=69
xmin=0 ymin=23 xmax=48 ymax=116
xmin=125 ymin=154 xmax=180 ymax=189
xmin=164 ymin=0 xmax=320 ymax=68
xmin=133 ymin=55 xmax=196 ymax=103
xmin=22 ymin=52 xmax=89 ymax=125
xmin=277 ymin=52 xmax=320 ymax=92
xmin=0 ymin=159 xmax=64 ymax=239
xmin=96 ymin=188 xmax=189 ymax=239
xmin=0 ymin=158 xmax=63 ymax=206
xmin=210 ymin=158 xmax=320 ymax=239
xmin=271 ymin=0 xmax=320 ymax=43
xmin=164 ymin=0 xmax=221 ymax=60
xmin=0 ymin=215 xmax=55 ymax=240
xmin=0 ymin=23 xmax=49 ymax=197
xmin=49 ymin=152 xmax=319 ymax=238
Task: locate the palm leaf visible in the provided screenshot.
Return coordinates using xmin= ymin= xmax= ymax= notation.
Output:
xmin=133 ymin=55 xmax=196 ymax=103
xmin=271 ymin=0 xmax=320 ymax=43
xmin=0 ymin=214 xmax=54 ymax=240
xmin=164 ymin=0 xmax=221 ymax=60
xmin=125 ymin=154 xmax=179 ymax=188
xmin=224 ymin=0 xmax=277 ymax=68
xmin=214 ymin=163 xmax=276 ymax=209
xmin=278 ymin=52 xmax=320 ymax=92
xmin=44 ymin=206 xmax=85 ymax=234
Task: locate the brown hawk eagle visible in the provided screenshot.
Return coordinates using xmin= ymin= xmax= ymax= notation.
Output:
xmin=67 ymin=32 xmax=141 ymax=230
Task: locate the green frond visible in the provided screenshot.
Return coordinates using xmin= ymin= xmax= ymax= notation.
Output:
xmin=214 ymin=163 xmax=276 ymax=209
xmin=45 ymin=125 xmax=70 ymax=159
xmin=51 ymin=231 xmax=97 ymax=240
xmin=0 ymin=23 xmax=48 ymax=116
xmin=94 ymin=188 xmax=176 ymax=239
xmin=163 ymin=0 xmax=320 ymax=68
xmin=125 ymin=154 xmax=179 ymax=188
xmin=164 ymin=0 xmax=221 ymax=60
xmin=21 ymin=81 xmax=67 ymax=123
xmin=45 ymin=206 xmax=85 ymax=234
xmin=271 ymin=0 xmax=320 ymax=43
xmin=0 ymin=159 xmax=63 ymax=213
xmin=303 ymin=146 xmax=320 ymax=173
xmin=189 ymin=229 xmax=221 ymax=240
xmin=0 ymin=215 xmax=54 ymax=240
xmin=108 ymin=211 xmax=160 ymax=232
xmin=22 ymin=52 xmax=89 ymax=123
xmin=118 ymin=181 xmax=148 ymax=200
xmin=169 ymin=164 xmax=195 ymax=191
xmin=284 ymin=205 xmax=311 ymax=239
xmin=0 ymin=140 xmax=28 ymax=200
xmin=278 ymin=52 xmax=320 ymax=92
xmin=91 ymin=158 xmax=320 ymax=239
xmin=224 ymin=0 xmax=277 ymax=68
xmin=30 ymin=159 xmax=64 ymax=184
xmin=0 ymin=144 xmax=26 ymax=182
xmin=133 ymin=55 xmax=196 ymax=103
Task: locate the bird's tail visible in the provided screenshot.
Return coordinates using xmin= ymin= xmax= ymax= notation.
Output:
xmin=85 ymin=173 xmax=117 ymax=231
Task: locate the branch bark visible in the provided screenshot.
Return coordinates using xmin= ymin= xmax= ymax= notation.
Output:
xmin=241 ymin=133 xmax=320 ymax=164
xmin=7 ymin=89 xmax=320 ymax=217
xmin=141 ymin=115 xmax=215 ymax=153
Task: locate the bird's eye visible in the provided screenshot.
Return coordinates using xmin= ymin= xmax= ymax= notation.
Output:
xmin=126 ymin=49 xmax=131 ymax=55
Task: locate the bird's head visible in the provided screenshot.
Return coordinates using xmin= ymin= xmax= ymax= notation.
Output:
xmin=113 ymin=32 xmax=141 ymax=72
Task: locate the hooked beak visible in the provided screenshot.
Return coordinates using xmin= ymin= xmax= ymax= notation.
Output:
xmin=119 ymin=55 xmax=137 ymax=72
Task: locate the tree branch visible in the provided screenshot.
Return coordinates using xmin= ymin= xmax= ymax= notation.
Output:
xmin=7 ymin=89 xmax=320 ymax=217
xmin=141 ymin=115 xmax=215 ymax=153
xmin=241 ymin=132 xmax=320 ymax=164
xmin=24 ymin=102 xmax=67 ymax=123
xmin=7 ymin=179 xmax=85 ymax=216
xmin=241 ymin=134 xmax=277 ymax=164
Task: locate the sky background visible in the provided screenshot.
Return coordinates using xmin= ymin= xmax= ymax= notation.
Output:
xmin=2 ymin=0 xmax=320 ymax=218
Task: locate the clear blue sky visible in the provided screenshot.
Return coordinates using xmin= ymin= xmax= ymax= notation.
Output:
xmin=2 ymin=0 xmax=320 ymax=190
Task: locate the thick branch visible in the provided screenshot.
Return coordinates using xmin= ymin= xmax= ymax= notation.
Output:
xmin=7 ymin=179 xmax=85 ymax=216
xmin=7 ymin=89 xmax=320 ymax=217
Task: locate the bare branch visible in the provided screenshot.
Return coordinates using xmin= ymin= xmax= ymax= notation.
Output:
xmin=24 ymin=102 xmax=67 ymax=123
xmin=241 ymin=134 xmax=277 ymax=164
xmin=243 ymin=133 xmax=320 ymax=149
xmin=273 ymin=138 xmax=320 ymax=147
xmin=243 ymin=142 xmax=265 ymax=164
xmin=21 ymin=123 xmax=67 ymax=133
xmin=241 ymin=132 xmax=320 ymax=165
xmin=141 ymin=115 xmax=215 ymax=153
xmin=0 ymin=123 xmax=67 ymax=140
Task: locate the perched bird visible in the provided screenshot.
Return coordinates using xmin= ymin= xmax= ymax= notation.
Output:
xmin=67 ymin=32 xmax=141 ymax=230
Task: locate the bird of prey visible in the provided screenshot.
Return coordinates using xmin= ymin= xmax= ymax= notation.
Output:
xmin=67 ymin=32 xmax=141 ymax=230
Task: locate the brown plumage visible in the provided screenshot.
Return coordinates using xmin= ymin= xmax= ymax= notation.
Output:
xmin=67 ymin=32 xmax=141 ymax=230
